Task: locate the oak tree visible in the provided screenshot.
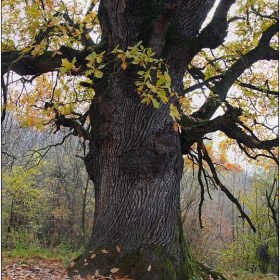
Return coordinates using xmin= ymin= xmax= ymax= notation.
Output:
xmin=2 ymin=0 xmax=278 ymax=279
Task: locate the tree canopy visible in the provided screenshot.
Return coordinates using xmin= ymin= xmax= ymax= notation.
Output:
xmin=1 ymin=0 xmax=279 ymax=278
xmin=2 ymin=0 xmax=278 ymax=226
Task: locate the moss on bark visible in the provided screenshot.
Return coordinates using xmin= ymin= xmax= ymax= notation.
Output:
xmin=68 ymin=235 xmax=223 ymax=280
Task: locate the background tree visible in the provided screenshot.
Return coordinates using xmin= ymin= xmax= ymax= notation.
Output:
xmin=1 ymin=123 xmax=95 ymax=253
xmin=2 ymin=163 xmax=49 ymax=249
xmin=2 ymin=0 xmax=278 ymax=279
xmin=180 ymin=149 xmax=278 ymax=274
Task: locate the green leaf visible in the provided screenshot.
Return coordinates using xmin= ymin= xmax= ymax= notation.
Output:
xmin=169 ymin=104 xmax=181 ymax=120
xmin=112 ymin=45 xmax=120 ymax=54
xmin=157 ymin=77 xmax=166 ymax=86
xmin=152 ymin=98 xmax=160 ymax=108
xmin=157 ymin=89 xmax=168 ymax=103
xmin=94 ymin=69 xmax=103 ymax=78
xmin=60 ymin=57 xmax=77 ymax=74
xmin=85 ymin=69 xmax=95 ymax=76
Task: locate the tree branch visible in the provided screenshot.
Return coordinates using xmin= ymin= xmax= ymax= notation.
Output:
xmin=265 ymin=175 xmax=279 ymax=233
xmin=51 ymin=11 xmax=95 ymax=48
xmin=1 ymin=75 xmax=8 ymax=123
xmin=197 ymin=144 xmax=205 ymax=229
xmin=2 ymin=46 xmax=87 ymax=76
xmin=198 ymin=142 xmax=257 ymax=232
xmin=237 ymin=142 xmax=278 ymax=163
xmin=184 ymin=67 xmax=223 ymax=94
xmin=251 ymin=6 xmax=278 ymax=21
xmin=193 ymin=0 xmax=236 ymax=49
xmin=220 ymin=122 xmax=279 ymax=151
xmin=24 ymin=132 xmax=73 ymax=168
xmin=192 ymin=21 xmax=279 ymax=119
xmin=164 ymin=0 xmax=236 ymax=96
xmin=179 ymin=104 xmax=278 ymax=163
xmin=237 ymin=80 xmax=279 ymax=97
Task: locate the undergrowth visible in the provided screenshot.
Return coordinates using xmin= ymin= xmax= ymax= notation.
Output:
xmin=2 ymin=241 xmax=84 ymax=268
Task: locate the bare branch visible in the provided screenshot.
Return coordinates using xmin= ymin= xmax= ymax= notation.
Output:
xmin=237 ymin=142 xmax=278 ymax=164
xmin=237 ymin=80 xmax=279 ymax=97
xmin=1 ymin=75 xmax=8 ymax=123
xmin=199 ymin=142 xmax=257 ymax=232
xmin=251 ymin=6 xmax=278 ymax=21
xmin=227 ymin=16 xmax=246 ymax=24
xmin=197 ymin=144 xmax=205 ymax=229
xmin=220 ymin=122 xmax=279 ymax=152
xmin=24 ymin=132 xmax=73 ymax=168
xmin=265 ymin=174 xmax=279 ymax=233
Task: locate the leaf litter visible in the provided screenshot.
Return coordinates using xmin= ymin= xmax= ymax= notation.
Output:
xmin=2 ymin=257 xmax=278 ymax=280
xmin=2 ymin=257 xmax=70 ymax=280
xmin=1 ymin=257 xmax=133 ymax=280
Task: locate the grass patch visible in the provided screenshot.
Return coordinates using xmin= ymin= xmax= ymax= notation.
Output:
xmin=223 ymin=271 xmax=278 ymax=280
xmin=2 ymin=242 xmax=85 ymax=268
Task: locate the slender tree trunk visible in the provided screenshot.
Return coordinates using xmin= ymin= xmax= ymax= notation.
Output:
xmin=82 ymin=175 xmax=90 ymax=247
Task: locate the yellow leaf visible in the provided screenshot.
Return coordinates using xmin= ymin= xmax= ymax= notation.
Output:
xmin=121 ymin=54 xmax=127 ymax=62
xmin=173 ymin=122 xmax=182 ymax=133
xmin=26 ymin=6 xmax=39 ymax=17
xmin=5 ymin=102 xmax=16 ymax=111
xmin=101 ymin=249 xmax=108 ymax=254
xmin=52 ymin=50 xmax=62 ymax=57
xmin=90 ymin=254 xmax=96 ymax=259
xmin=174 ymin=122 xmax=179 ymax=132
xmin=61 ymin=58 xmax=72 ymax=69
xmin=36 ymin=121 xmax=44 ymax=131
xmin=116 ymin=245 xmax=121 ymax=253
xmin=110 ymin=267 xmax=120 ymax=274
xmin=28 ymin=117 xmax=34 ymax=128
xmin=121 ymin=61 xmax=127 ymax=70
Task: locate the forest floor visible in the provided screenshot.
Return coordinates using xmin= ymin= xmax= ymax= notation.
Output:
xmin=2 ymin=257 xmax=70 ymax=280
xmin=1 ymin=256 xmax=279 ymax=280
xmin=1 ymin=256 xmax=125 ymax=280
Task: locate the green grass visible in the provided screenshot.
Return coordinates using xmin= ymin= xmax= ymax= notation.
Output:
xmin=2 ymin=242 xmax=85 ymax=268
xmin=223 ymin=271 xmax=278 ymax=280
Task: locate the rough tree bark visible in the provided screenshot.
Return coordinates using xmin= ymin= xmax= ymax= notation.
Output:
xmin=69 ymin=0 xmax=222 ymax=279
xmin=76 ymin=73 xmax=189 ymax=279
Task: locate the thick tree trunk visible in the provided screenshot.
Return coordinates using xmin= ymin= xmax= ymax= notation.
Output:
xmin=69 ymin=0 xmax=220 ymax=278
xmin=69 ymin=69 xmax=199 ymax=279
